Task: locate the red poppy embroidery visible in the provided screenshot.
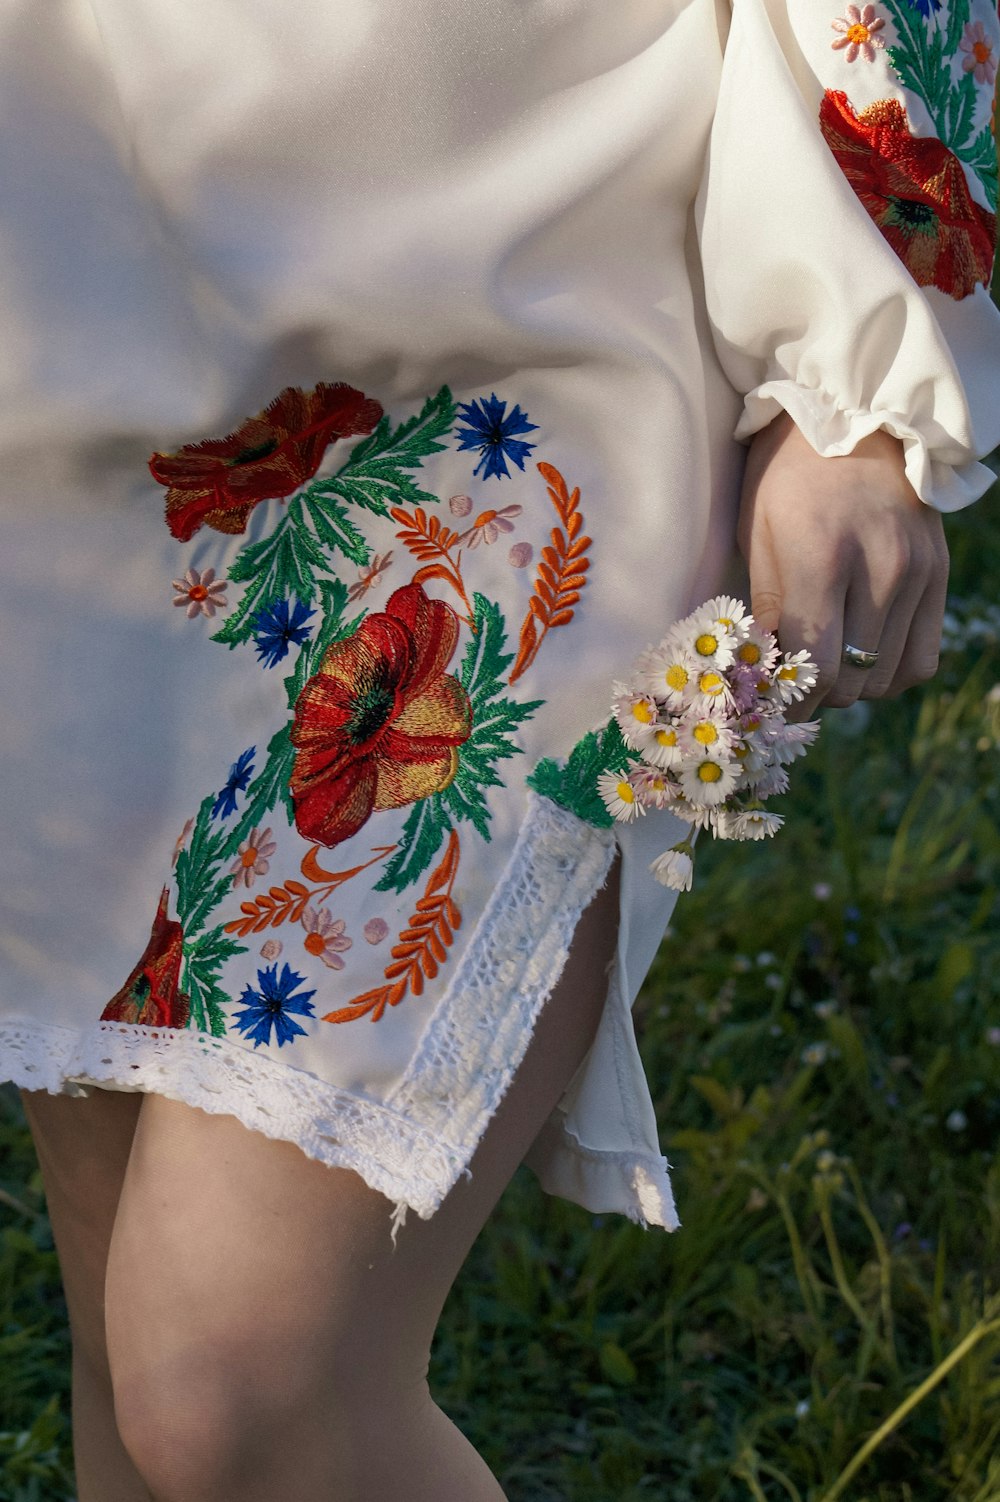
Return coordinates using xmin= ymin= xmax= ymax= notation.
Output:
xmin=100 ymin=886 xmax=190 ymax=1028
xmin=150 ymin=383 xmax=383 ymax=542
xmin=819 ymin=91 xmax=997 ymax=299
xmin=289 ymin=583 xmax=473 ymax=848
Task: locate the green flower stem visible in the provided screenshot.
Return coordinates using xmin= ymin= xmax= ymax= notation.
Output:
xmin=819 ymin=1311 xmax=1000 ymax=1502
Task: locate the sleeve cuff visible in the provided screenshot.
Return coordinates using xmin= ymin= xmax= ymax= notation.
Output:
xmin=734 ymin=379 xmax=997 ymax=515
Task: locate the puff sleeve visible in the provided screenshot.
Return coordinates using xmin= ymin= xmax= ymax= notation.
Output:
xmin=696 ymin=0 xmax=1000 ymax=511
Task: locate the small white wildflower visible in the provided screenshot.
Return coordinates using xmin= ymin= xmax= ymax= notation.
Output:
xmin=643 ymin=722 xmax=685 ymax=768
xmin=768 ymin=649 xmax=819 ymax=706
xmin=795 ymin=1400 xmax=811 ymax=1419
xmin=801 ymin=1042 xmax=829 ymax=1066
xmin=945 ymin=1109 xmax=968 ymax=1132
xmin=724 ymin=807 xmax=784 ymax=839
xmin=612 ymin=683 xmax=660 ymax=751
xmin=813 ymin=999 xmax=837 ymax=1019
xmin=678 ymin=757 xmax=742 ymax=806
xmin=650 ymin=846 xmax=694 ymax=891
xmin=813 ymin=882 xmax=833 ymax=901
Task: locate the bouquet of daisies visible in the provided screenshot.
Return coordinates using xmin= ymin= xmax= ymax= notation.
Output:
xmin=597 ymin=595 xmax=821 ymax=891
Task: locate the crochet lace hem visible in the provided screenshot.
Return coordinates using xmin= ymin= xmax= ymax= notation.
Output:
xmin=1 ymin=794 xmax=628 ymax=1223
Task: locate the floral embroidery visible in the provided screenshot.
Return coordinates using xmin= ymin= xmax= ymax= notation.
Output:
xmin=260 ymin=938 xmax=283 ymax=960
xmin=508 ymin=542 xmax=534 ymax=568
xmin=509 ymin=463 xmax=591 ymax=685
xmin=448 ymin=493 xmax=473 ymax=516
xmin=212 ymin=746 xmax=256 ymax=820
xmin=252 ymin=597 xmax=316 ymax=669
xmin=363 ymin=918 xmax=389 ymax=944
xmin=300 ymin=907 xmax=353 ymax=969
xmin=390 ymin=507 xmax=474 ymax=621
xmin=462 ymin=505 xmax=523 ymax=547
xmin=881 ymin=0 xmax=999 ymax=210
xmin=454 ymin=394 xmax=538 ymax=481
xmin=230 ymin=825 xmax=277 ymax=888
xmin=289 ymin=583 xmax=473 ymax=849
xmin=831 ymin=4 xmax=887 ymax=60
xmin=223 ymin=844 xmax=394 ymax=937
xmin=172 ymin=566 xmax=228 ymax=618
xmin=151 ymin=384 xmax=383 ymax=542
xmin=819 ymin=90 xmax=997 ymax=296
xmin=959 ymin=19 xmax=997 ymax=84
xmin=232 ymin=962 xmax=316 ymax=1049
xmin=100 ymin=887 xmax=190 ymax=1028
xmin=347 ymin=552 xmax=394 ymax=603
xmin=325 ymin=831 xmax=461 ymax=1024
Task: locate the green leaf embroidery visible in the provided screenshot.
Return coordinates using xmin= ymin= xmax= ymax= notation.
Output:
xmin=528 ymin=720 xmax=634 ymax=829
xmin=211 ymin=495 xmax=332 ymax=649
xmin=375 ymin=796 xmax=452 ymax=895
xmin=310 ymin=386 xmax=456 ymax=517
xmin=181 ymin=926 xmax=247 ymax=1037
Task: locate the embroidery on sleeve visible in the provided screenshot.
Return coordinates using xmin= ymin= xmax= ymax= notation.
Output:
xmin=819 ymin=89 xmax=997 ymax=296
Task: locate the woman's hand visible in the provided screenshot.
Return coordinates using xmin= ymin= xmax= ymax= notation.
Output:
xmin=738 ymin=411 xmax=950 ymax=722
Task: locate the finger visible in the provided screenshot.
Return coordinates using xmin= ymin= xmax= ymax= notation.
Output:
xmin=886 ymin=549 xmax=948 ymax=695
xmin=775 ymin=564 xmax=848 ymax=721
xmin=826 ymin=532 xmax=924 ymax=707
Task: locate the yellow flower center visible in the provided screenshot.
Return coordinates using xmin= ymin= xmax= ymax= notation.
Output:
xmin=694 ymin=722 xmax=719 ymax=745
xmin=777 ymin=665 xmax=798 ymax=682
xmin=304 ymin=932 xmax=327 ymax=956
xmin=651 ymin=776 xmax=666 ymax=791
xmin=695 ymin=633 xmax=719 ymax=657
xmin=241 ymin=846 xmax=258 ymax=868
xmin=665 ymin=663 xmax=689 ymax=690
xmin=631 ymin=701 xmax=655 ymax=724
xmin=699 ymin=671 xmax=724 ymax=695
xmin=716 ymin=616 xmax=734 ymax=628
xmin=735 ymin=744 xmax=750 ymax=759
xmin=738 ymin=642 xmax=761 ymax=665
xmin=846 ymin=20 xmax=871 ymax=42
xmin=655 ymin=729 xmax=678 ymax=747
xmin=617 ymin=781 xmax=635 ymax=804
xmin=697 ymin=762 xmax=723 ymax=783
xmin=744 ymin=714 xmax=761 ymax=731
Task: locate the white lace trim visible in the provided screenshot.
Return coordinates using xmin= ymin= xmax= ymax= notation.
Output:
xmin=1 ymin=795 xmax=633 ymax=1223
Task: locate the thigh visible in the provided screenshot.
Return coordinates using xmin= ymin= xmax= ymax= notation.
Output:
xmin=19 ymin=1087 xmax=143 ymax=1370
xmin=105 ymin=858 xmax=621 ymax=1401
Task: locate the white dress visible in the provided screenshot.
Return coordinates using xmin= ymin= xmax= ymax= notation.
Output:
xmin=1 ymin=0 xmax=998 ymax=1229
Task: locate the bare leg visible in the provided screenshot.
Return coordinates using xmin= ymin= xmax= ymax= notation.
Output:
xmin=19 ymin=1088 xmax=154 ymax=1502
xmin=106 ymin=860 xmax=621 ymax=1502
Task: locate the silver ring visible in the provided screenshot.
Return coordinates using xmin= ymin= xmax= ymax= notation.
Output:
xmin=842 ymin=642 xmax=879 ymax=669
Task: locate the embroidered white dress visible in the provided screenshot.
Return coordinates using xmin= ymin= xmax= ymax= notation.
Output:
xmin=2 ymin=0 xmax=999 ymax=1228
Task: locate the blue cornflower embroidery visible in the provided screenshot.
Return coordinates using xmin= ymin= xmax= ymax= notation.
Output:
xmin=252 ymin=598 xmax=316 ymax=669
xmin=901 ymin=0 xmax=941 ymax=14
xmin=232 ymin=962 xmax=317 ymax=1049
xmin=454 ymin=393 xmax=538 ymax=481
xmin=211 ymin=746 xmax=256 ymax=821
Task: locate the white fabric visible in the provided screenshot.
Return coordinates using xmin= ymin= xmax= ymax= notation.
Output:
xmin=1 ymin=0 xmax=999 ymax=1229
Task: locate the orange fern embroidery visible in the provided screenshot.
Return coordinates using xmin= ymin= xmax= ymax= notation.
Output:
xmin=508 ymin=462 xmax=590 ymax=686
xmin=224 ymin=846 xmax=394 ymax=937
xmin=389 ymin=506 xmax=474 ymax=622
xmin=323 ymin=830 xmax=461 ymax=1024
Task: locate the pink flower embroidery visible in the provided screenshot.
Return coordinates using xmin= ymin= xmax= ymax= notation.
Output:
xmin=301 ymin=907 xmax=353 ymax=969
xmin=172 ymin=566 xmax=228 ymax=619
xmin=347 ymin=551 xmax=394 ymax=604
xmin=448 ymin=494 xmax=473 ymax=517
xmin=508 ymin=541 xmax=534 ymax=568
xmin=831 ymin=5 xmax=886 ymax=62
xmin=960 ymin=21 xmax=997 ymax=87
xmin=230 ymin=826 xmax=277 ymax=889
xmin=171 ymin=816 xmax=195 ymax=867
xmin=260 ymin=938 xmax=283 ymax=960
xmin=462 ymin=505 xmax=523 ymax=548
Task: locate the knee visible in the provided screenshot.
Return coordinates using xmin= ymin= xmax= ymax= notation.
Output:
xmin=111 ymin=1337 xmax=424 ymax=1502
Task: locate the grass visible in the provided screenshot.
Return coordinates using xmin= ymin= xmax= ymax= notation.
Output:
xmin=2 ymin=491 xmax=1000 ymax=1500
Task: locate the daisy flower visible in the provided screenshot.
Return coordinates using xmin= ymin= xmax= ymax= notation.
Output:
xmin=643 ymin=722 xmax=685 ymax=769
xmin=598 ymin=769 xmax=645 ymax=823
xmin=743 ymin=763 xmax=790 ymax=798
xmin=689 ymin=666 xmax=734 ymax=713
xmin=732 ymin=620 xmax=779 ymax=676
xmin=172 ymin=566 xmax=228 ymax=619
xmin=675 ymin=711 xmax=738 ymax=761
xmin=631 ymin=766 xmax=680 ymax=809
xmin=612 ymin=683 xmax=660 ymax=750
xmin=230 ymin=826 xmax=277 ymax=889
xmin=769 ymin=650 xmax=819 ymax=706
xmin=638 ymin=634 xmax=698 ymax=707
xmin=729 ymin=808 xmax=784 ymax=839
xmin=959 ymin=19 xmax=996 ymax=86
xmin=650 ymin=845 xmax=695 ymax=891
xmin=681 ymin=603 xmax=738 ymax=669
xmin=301 ymin=907 xmax=353 ymax=970
xmin=704 ymin=594 xmax=750 ymax=634
xmin=678 ymin=757 xmax=742 ymax=806
xmin=757 ymin=719 xmax=820 ymax=765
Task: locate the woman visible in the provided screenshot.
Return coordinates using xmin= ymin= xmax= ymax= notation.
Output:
xmin=2 ymin=0 xmax=998 ymax=1496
